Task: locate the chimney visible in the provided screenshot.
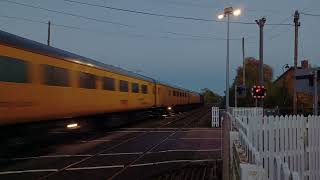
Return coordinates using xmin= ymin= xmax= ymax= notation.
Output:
xmin=301 ymin=60 xmax=309 ymax=69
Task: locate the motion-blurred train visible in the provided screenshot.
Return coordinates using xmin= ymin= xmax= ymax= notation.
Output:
xmin=0 ymin=30 xmax=202 ymax=126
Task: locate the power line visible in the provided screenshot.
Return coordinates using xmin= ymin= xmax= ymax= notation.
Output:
xmin=0 ymin=15 xmax=92 ymax=31
xmin=2 ymin=0 xmax=293 ymax=30
xmin=63 ymin=0 xmax=292 ymax=26
xmin=301 ymin=12 xmax=320 ymax=17
xmin=2 ymin=0 xmax=252 ymax=39
xmin=2 ymin=0 xmax=131 ymax=27
xmin=63 ymin=0 xmax=236 ymax=23
xmin=0 ymin=15 xmax=244 ymax=41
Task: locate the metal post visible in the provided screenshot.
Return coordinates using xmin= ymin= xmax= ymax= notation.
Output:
xmin=314 ymin=70 xmax=318 ymax=115
xmin=47 ymin=21 xmax=51 ymax=46
xmin=235 ymin=85 xmax=237 ymax=107
xmin=226 ymin=13 xmax=230 ymax=111
xmin=293 ymin=10 xmax=300 ymax=114
xmin=256 ymin=17 xmax=266 ymax=107
xmin=242 ymin=37 xmax=245 ymax=86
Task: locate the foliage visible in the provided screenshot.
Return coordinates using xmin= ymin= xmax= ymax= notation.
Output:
xmin=200 ymin=88 xmax=223 ymax=106
xmin=230 ymin=57 xmax=278 ymax=107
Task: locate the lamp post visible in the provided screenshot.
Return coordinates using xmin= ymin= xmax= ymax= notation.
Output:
xmin=218 ymin=7 xmax=241 ymax=111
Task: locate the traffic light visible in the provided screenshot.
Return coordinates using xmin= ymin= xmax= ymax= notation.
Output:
xmin=251 ymin=86 xmax=266 ymax=99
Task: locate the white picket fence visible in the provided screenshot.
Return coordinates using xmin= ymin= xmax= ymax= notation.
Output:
xmin=230 ymin=107 xmax=264 ymax=117
xmin=231 ymin=109 xmax=320 ymax=180
xmin=211 ymin=107 xmax=220 ymax=127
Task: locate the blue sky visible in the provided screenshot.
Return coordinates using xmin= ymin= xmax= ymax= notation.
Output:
xmin=0 ymin=0 xmax=319 ymax=94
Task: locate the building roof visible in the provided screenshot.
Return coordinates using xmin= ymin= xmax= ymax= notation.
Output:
xmin=0 ymin=30 xmax=194 ymax=93
xmin=274 ymin=67 xmax=294 ymax=84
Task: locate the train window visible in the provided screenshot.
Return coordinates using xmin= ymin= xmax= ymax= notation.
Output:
xmin=141 ymin=85 xmax=148 ymax=94
xmin=119 ymin=80 xmax=129 ymax=92
xmin=102 ymin=77 xmax=115 ymax=91
xmin=0 ymin=56 xmax=28 ymax=83
xmin=168 ymin=90 xmax=171 ymax=96
xmin=172 ymin=91 xmax=175 ymax=96
xmin=43 ymin=65 xmax=69 ymax=87
xmin=79 ymin=72 xmax=96 ymax=89
xmin=131 ymin=83 xmax=139 ymax=93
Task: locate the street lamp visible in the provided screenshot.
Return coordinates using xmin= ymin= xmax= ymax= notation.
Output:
xmin=217 ymin=7 xmax=241 ymax=111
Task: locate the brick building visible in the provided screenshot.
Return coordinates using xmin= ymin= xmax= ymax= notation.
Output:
xmin=274 ymin=60 xmax=316 ymax=111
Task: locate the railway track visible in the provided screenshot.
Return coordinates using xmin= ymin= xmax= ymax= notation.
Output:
xmin=106 ymin=107 xmax=211 ymax=180
xmin=1 ymin=106 xmax=223 ymax=180
xmin=149 ymin=160 xmax=222 ymax=180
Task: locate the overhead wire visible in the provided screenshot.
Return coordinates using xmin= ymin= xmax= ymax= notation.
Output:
xmin=301 ymin=12 xmax=320 ymax=17
xmin=63 ymin=0 xmax=252 ymax=24
xmin=2 ymin=0 xmax=296 ymax=44
xmin=2 ymin=0 xmax=131 ymax=27
xmin=63 ymin=0 xmax=293 ymax=26
xmin=0 ymin=15 xmax=244 ymax=41
xmin=1 ymin=0 xmax=252 ymax=40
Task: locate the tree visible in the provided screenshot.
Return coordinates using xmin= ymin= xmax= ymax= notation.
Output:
xmin=230 ymin=57 xmax=275 ymax=107
xmin=200 ymin=88 xmax=222 ymax=106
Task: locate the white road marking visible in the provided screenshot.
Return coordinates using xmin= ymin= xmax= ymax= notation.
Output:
xmin=147 ymin=149 xmax=222 ymax=154
xmin=10 ymin=148 xmax=222 ymax=161
xmin=48 ymin=131 xmax=68 ymax=134
xmin=110 ymin=130 xmax=147 ymax=133
xmin=119 ymin=128 xmax=178 ymax=130
xmin=12 ymin=154 xmax=92 ymax=160
xmin=111 ymin=130 xmax=174 ymax=133
xmin=66 ymin=165 xmax=124 ymax=171
xmin=168 ymin=138 xmax=222 ymax=140
xmin=11 ymin=152 xmax=143 ymax=160
xmin=99 ymin=152 xmax=143 ymax=156
xmin=79 ymin=139 xmax=113 ymax=143
xmin=0 ymin=169 xmax=58 ymax=175
xmin=130 ymin=159 xmax=219 ymax=167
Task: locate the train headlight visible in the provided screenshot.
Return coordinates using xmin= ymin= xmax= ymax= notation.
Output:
xmin=167 ymin=106 xmax=172 ymax=111
xmin=66 ymin=123 xmax=79 ymax=129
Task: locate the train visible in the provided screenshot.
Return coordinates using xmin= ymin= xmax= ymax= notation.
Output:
xmin=0 ymin=30 xmax=202 ymax=126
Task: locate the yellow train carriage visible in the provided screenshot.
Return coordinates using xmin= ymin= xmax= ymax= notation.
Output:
xmin=0 ymin=32 xmax=155 ymax=125
xmin=0 ymin=30 xmax=202 ymax=126
xmin=156 ymin=83 xmax=191 ymax=108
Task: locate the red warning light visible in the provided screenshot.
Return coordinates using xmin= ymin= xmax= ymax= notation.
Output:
xmin=251 ymin=85 xmax=266 ymax=99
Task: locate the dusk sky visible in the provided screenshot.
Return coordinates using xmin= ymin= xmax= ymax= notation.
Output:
xmin=0 ymin=0 xmax=319 ymax=94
